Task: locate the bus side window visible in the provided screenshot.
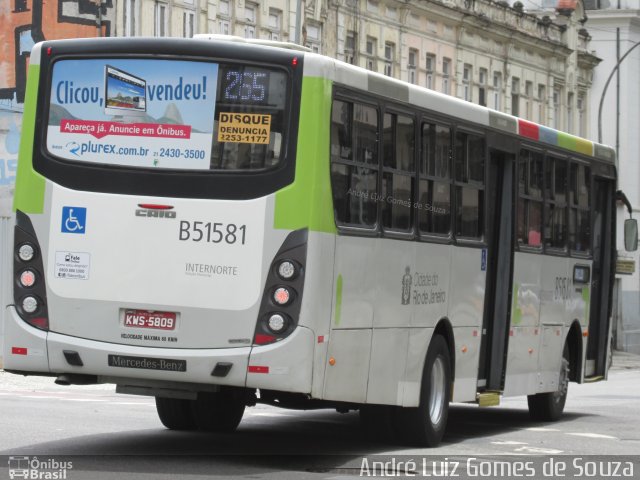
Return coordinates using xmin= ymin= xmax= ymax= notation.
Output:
xmin=517 ymin=149 xmax=543 ymax=249
xmin=569 ymin=163 xmax=591 ymax=254
xmin=330 ymin=99 xmax=379 ymax=228
xmin=545 ymin=156 xmax=568 ymax=250
xmin=454 ymin=131 xmax=485 ymax=239
xmin=418 ymin=123 xmax=451 ymax=236
xmin=382 ymin=112 xmax=415 ymax=233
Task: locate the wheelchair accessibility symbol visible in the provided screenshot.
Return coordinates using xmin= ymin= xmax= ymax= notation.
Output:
xmin=61 ymin=206 xmax=87 ymax=234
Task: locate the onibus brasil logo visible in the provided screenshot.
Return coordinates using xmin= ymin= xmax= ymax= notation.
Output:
xmin=8 ymin=456 xmax=73 ymax=479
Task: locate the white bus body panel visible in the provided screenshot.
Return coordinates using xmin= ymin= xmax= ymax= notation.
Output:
xmin=43 ymin=183 xmax=282 ymax=350
xmin=504 ymin=251 xmax=591 ymax=396
xmin=324 ymin=235 xmax=485 ymax=405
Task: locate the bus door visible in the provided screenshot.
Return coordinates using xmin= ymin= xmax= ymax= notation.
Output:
xmin=586 ymin=177 xmax=615 ymax=378
xmin=477 ymin=143 xmax=516 ymax=392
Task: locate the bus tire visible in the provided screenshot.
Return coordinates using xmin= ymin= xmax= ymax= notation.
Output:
xmin=155 ymin=397 xmax=196 ymax=430
xmin=193 ymin=390 xmax=246 ymax=433
xmin=527 ymin=344 xmax=570 ymax=421
xmin=394 ymin=334 xmax=451 ymax=447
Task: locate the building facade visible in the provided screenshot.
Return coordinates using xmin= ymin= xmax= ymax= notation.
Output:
xmin=114 ymin=0 xmax=598 ymax=139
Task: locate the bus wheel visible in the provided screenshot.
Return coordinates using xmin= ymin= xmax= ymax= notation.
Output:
xmin=155 ymin=397 xmax=196 ymax=430
xmin=527 ymin=345 xmax=570 ymax=421
xmin=394 ymin=334 xmax=451 ymax=447
xmin=193 ymin=390 xmax=246 ymax=433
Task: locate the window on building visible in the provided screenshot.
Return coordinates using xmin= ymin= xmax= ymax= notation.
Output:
xmin=442 ymin=58 xmax=451 ymax=95
xmin=511 ymin=77 xmax=520 ymax=117
xmin=569 ymin=163 xmax=591 ymax=253
xmin=478 ymin=68 xmax=487 ymax=107
xmin=366 ymin=37 xmax=377 ymax=71
xmin=384 ymin=42 xmax=394 ymax=77
xmin=493 ymin=72 xmax=502 ymax=111
xmin=330 ymin=100 xmax=379 ymax=227
xmin=382 ymin=113 xmax=415 ymax=232
xmin=154 ymin=2 xmax=167 ymax=37
xmin=245 ymin=3 xmax=256 ymax=23
xmin=244 ymin=2 xmax=257 ymax=38
xmin=386 ymin=6 xmax=398 ymax=19
xmin=426 ymin=53 xmax=435 ymax=90
xmin=219 ymin=0 xmax=229 ymax=16
xmin=538 ymin=84 xmax=546 ymax=124
xmin=553 ymin=88 xmax=561 ymax=130
xmin=183 ymin=11 xmax=195 ymax=37
xmin=455 ymin=131 xmax=485 ymax=239
xmin=463 ymin=64 xmax=472 ymax=102
xmin=14 ymin=0 xmax=29 ymax=12
xmin=367 ymin=0 xmax=379 ymax=13
xmin=545 ymin=156 xmax=568 ymax=250
xmin=408 ymin=49 xmax=418 ymax=84
xmin=525 ymin=81 xmax=533 ymax=120
xmin=517 ymin=149 xmax=544 ymax=248
xmin=305 ymin=23 xmax=322 ymax=53
xmin=218 ymin=19 xmax=230 ymax=35
xmin=567 ymin=92 xmax=574 ymax=133
xmin=419 ymin=123 xmax=452 ymax=235
xmin=268 ymin=8 xmax=281 ymax=29
xmin=268 ymin=8 xmax=282 ymax=41
xmin=577 ymin=93 xmax=586 ymax=137
xmin=345 ymin=31 xmax=357 ymax=64
xmin=124 ymin=0 xmax=136 ymax=37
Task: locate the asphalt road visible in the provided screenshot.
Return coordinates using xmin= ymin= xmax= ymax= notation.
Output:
xmin=0 ymin=354 xmax=638 ymax=479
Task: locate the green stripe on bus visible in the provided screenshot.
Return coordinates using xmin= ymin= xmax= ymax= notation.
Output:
xmin=274 ymin=76 xmax=336 ymax=233
xmin=13 ymin=65 xmax=46 ymax=214
xmin=511 ymin=283 xmax=522 ymax=326
xmin=334 ymin=274 xmax=343 ymax=326
xmin=557 ymin=132 xmax=576 ymax=152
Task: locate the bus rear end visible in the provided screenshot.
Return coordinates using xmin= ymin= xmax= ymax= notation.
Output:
xmin=6 ymin=37 xmax=324 ymax=429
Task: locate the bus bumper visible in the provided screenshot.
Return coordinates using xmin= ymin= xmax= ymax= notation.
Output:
xmin=4 ymin=307 xmax=314 ymax=394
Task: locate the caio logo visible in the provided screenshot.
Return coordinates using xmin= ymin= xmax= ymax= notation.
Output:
xmin=135 ymin=204 xmax=177 ymax=219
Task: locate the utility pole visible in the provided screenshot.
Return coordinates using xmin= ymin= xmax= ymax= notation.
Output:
xmin=597 ymin=40 xmax=640 ymax=144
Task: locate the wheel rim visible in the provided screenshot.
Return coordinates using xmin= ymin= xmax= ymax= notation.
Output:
xmin=429 ymin=356 xmax=446 ymax=426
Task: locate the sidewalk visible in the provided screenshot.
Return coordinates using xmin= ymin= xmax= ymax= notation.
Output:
xmin=611 ymin=349 xmax=640 ymax=370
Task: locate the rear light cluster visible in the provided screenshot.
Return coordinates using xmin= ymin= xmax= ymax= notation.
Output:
xmin=254 ymin=229 xmax=308 ymax=345
xmin=14 ymin=211 xmax=49 ymax=330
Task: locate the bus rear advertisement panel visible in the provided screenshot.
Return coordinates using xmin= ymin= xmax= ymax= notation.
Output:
xmin=48 ymin=59 xmax=218 ymax=170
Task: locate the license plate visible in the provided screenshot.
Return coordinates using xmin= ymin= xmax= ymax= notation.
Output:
xmin=123 ymin=309 xmax=176 ymax=331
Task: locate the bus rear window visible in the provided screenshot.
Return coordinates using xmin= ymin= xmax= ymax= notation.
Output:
xmin=46 ymin=58 xmax=289 ymax=171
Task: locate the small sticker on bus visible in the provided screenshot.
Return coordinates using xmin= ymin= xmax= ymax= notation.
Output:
xmin=217 ymin=112 xmax=271 ymax=144
xmin=55 ymin=251 xmax=90 ymax=280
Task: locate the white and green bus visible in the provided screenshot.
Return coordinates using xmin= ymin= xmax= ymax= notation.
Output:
xmin=6 ymin=36 xmax=637 ymax=447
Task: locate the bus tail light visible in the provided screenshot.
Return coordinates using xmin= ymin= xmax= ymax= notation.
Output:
xmin=14 ymin=211 xmax=49 ymax=331
xmin=253 ymin=229 xmax=307 ymax=346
